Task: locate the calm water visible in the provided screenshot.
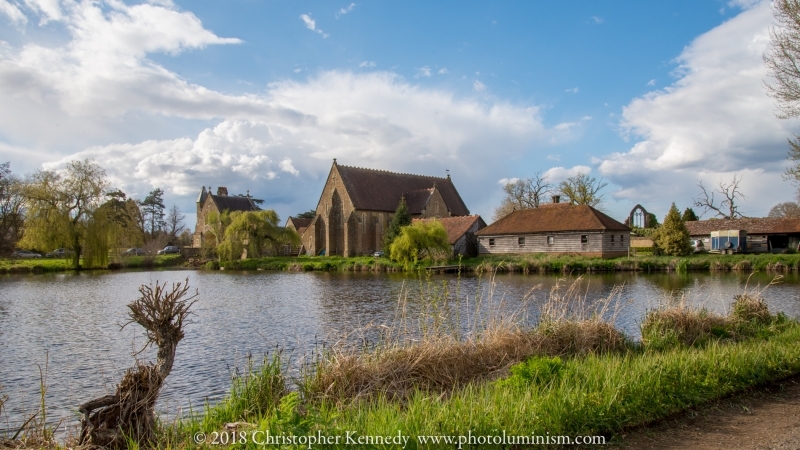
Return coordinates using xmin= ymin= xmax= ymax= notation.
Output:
xmin=1 ymin=269 xmax=799 ymax=434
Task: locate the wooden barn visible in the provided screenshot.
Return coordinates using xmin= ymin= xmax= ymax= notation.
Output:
xmin=685 ymin=217 xmax=800 ymax=253
xmin=412 ymin=215 xmax=487 ymax=258
xmin=475 ymin=203 xmax=630 ymax=258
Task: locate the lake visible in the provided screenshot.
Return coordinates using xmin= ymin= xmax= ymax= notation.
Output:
xmin=1 ymin=269 xmax=798 ymax=435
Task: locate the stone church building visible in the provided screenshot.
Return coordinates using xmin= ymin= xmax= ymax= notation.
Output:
xmin=298 ymin=160 xmax=471 ymax=257
xmin=192 ymin=186 xmax=260 ymax=248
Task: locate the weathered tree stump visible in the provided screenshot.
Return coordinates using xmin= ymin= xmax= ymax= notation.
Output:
xmin=78 ymin=278 xmax=197 ymax=448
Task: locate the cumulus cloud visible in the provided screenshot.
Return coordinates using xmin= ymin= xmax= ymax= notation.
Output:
xmin=300 ymin=14 xmax=328 ymax=38
xmin=359 ymin=61 xmax=375 ymax=68
xmin=473 ymin=80 xmax=486 ymax=92
xmin=497 ymin=177 xmax=520 ymax=186
xmin=544 ymin=165 xmax=593 ymax=183
xmin=438 ymin=67 xmax=449 ymax=75
xmin=415 ymin=66 xmax=431 ymax=78
xmin=597 ymin=0 xmax=800 ymax=217
xmin=0 ymin=0 xmax=26 ymax=24
xmin=646 ymin=79 xmax=656 ymax=86
xmin=336 ymin=2 xmax=355 ymax=18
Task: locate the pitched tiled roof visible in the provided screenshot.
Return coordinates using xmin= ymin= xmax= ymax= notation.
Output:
xmin=336 ymin=164 xmax=470 ymax=215
xmin=404 ymin=189 xmax=433 ymax=214
xmin=287 ymin=217 xmax=313 ymax=229
xmin=685 ymin=217 xmax=800 ymax=235
xmin=476 ymin=204 xmax=630 ymax=236
xmin=413 ymin=215 xmax=486 ymax=244
xmin=210 ymin=195 xmax=258 ymax=213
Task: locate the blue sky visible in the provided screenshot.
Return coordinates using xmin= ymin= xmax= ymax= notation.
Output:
xmin=0 ymin=0 xmax=797 ymax=228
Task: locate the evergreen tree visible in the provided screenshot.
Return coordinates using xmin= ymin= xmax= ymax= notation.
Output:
xmin=140 ymin=188 xmax=166 ymax=238
xmin=653 ymin=203 xmax=693 ymax=256
xmin=681 ymin=207 xmax=699 ymax=222
xmin=383 ymin=198 xmax=411 ymax=253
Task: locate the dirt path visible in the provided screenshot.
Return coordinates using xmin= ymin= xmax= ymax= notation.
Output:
xmin=617 ymin=375 xmax=800 ymax=449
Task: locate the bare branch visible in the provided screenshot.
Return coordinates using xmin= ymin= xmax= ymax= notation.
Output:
xmin=693 ymin=175 xmax=747 ymax=219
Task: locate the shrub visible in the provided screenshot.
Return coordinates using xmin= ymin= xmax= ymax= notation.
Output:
xmin=652 ymin=203 xmax=692 ymax=256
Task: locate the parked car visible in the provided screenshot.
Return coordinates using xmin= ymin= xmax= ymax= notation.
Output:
xmin=46 ymin=248 xmax=73 ymax=258
xmin=157 ymin=245 xmax=180 ymax=255
xmin=373 ymin=251 xmax=385 ymax=258
xmin=12 ymin=250 xmax=42 ymax=259
xmin=123 ymin=248 xmax=145 ymax=256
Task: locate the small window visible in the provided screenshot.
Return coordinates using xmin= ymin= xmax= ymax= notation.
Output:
xmin=620 ymin=235 xmax=624 ymax=244
xmin=518 ymin=237 xmax=525 ymax=246
xmin=547 ymin=236 xmax=554 ymax=245
xmin=489 ymin=238 xmax=495 ymax=246
xmin=581 ymin=235 xmax=588 ymax=244
xmin=611 ymin=235 xmax=615 ymax=243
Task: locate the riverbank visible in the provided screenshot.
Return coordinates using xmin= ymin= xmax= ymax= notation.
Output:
xmin=147 ymin=289 xmax=800 ymax=449
xmin=0 ymin=254 xmax=184 ymax=274
xmin=214 ymin=252 xmax=800 ymax=273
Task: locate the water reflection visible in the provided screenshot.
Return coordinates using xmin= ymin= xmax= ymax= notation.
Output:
xmin=0 ymin=269 xmax=798 ymax=435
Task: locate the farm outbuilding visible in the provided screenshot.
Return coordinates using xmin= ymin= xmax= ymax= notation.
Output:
xmin=685 ymin=218 xmax=800 ymax=253
xmin=412 ymin=215 xmax=487 ymax=258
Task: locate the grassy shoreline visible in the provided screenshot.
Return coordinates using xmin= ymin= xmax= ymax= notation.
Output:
xmin=214 ymin=252 xmax=800 ymax=274
xmin=0 ymin=254 xmax=184 ymax=274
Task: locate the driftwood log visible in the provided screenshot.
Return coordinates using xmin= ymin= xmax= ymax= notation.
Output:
xmin=78 ymin=278 xmax=197 ymax=448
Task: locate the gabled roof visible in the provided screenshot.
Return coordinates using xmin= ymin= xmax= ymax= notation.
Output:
xmin=335 ymin=164 xmax=470 ymax=215
xmin=404 ymin=189 xmax=433 ymax=214
xmin=209 ymin=194 xmax=258 ymax=213
xmin=685 ymin=217 xmax=800 ymax=235
xmin=476 ymin=204 xmax=630 ymax=236
xmin=287 ymin=217 xmax=313 ymax=229
xmin=413 ymin=215 xmax=486 ymax=244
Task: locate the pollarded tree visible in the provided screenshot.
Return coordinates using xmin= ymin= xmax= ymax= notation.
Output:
xmin=216 ymin=210 xmax=300 ymax=261
xmin=383 ymin=198 xmax=412 ymax=254
xmin=652 ymin=203 xmax=693 ymax=256
xmin=19 ymin=159 xmax=111 ymax=268
xmin=389 ymin=220 xmax=450 ymax=264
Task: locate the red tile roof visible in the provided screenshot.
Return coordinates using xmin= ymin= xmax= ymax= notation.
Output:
xmin=476 ymin=204 xmax=630 ymax=236
xmin=336 ymin=164 xmax=470 ymax=215
xmin=685 ymin=217 xmax=800 ymax=235
xmin=413 ymin=215 xmax=486 ymax=244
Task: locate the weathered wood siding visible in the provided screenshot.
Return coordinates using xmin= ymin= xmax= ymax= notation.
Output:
xmin=477 ymin=231 xmax=629 ymax=258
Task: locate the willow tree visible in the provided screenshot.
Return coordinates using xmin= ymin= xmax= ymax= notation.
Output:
xmin=19 ymin=159 xmax=111 ymax=268
xmin=389 ymin=220 xmax=450 ymax=264
xmin=216 ymin=210 xmax=299 ymax=261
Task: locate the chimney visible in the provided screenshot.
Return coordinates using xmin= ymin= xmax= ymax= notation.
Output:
xmin=217 ymin=186 xmax=228 ymax=196
xmin=552 ymin=195 xmax=561 ymax=204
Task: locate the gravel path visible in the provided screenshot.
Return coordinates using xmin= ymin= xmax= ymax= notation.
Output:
xmin=617 ymin=375 xmax=800 ymax=449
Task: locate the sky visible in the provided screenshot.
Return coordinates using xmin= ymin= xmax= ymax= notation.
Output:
xmin=1 ymin=0 xmax=799 ymax=229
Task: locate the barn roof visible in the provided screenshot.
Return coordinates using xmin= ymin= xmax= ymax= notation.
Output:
xmin=209 ymin=194 xmax=258 ymax=213
xmin=685 ymin=217 xmax=800 ymax=235
xmin=335 ymin=164 xmax=470 ymax=215
xmin=476 ymin=204 xmax=630 ymax=236
xmin=413 ymin=215 xmax=486 ymax=244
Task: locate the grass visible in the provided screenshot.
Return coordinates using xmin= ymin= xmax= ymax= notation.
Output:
xmin=0 ymin=254 xmax=184 ymax=274
xmin=210 ymin=252 xmax=800 ymax=275
xmin=148 ymin=275 xmax=800 ymax=449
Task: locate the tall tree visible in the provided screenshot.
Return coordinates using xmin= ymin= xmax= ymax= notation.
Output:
xmin=140 ymin=188 xmax=166 ymax=238
xmin=558 ymin=172 xmax=607 ymax=207
xmin=0 ymin=162 xmax=25 ymax=254
xmin=768 ymin=201 xmax=800 ymax=218
xmin=652 ymin=203 xmax=693 ymax=256
xmin=693 ymin=175 xmax=747 ymax=219
xmin=389 ymin=220 xmax=450 ymax=264
xmin=19 ymin=159 xmax=110 ymax=268
xmin=216 ymin=210 xmax=299 ymax=261
xmin=681 ymin=207 xmax=699 ymax=222
xmin=165 ymin=205 xmax=186 ymax=242
xmin=764 ymin=0 xmax=800 ymax=191
xmin=383 ymin=198 xmax=412 ymax=253
xmin=493 ymin=172 xmax=552 ymax=221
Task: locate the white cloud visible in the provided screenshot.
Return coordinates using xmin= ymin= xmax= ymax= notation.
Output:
xmin=359 ymin=61 xmax=375 ymax=68
xmin=0 ymin=0 xmax=26 ymax=24
xmin=335 ymin=2 xmax=355 ymax=18
xmin=646 ymin=79 xmax=656 ymax=86
xmin=415 ymin=66 xmax=431 ymax=78
xmin=546 ymin=154 xmax=561 ymax=161
xmin=591 ymin=16 xmax=604 ymax=24
xmin=438 ymin=67 xmax=449 ymax=75
xmin=565 ymin=87 xmax=579 ymax=94
xmin=497 ymin=177 xmax=520 ymax=185
xmin=597 ymin=0 xmax=799 ymax=217
xmin=473 ymin=80 xmax=486 ymax=92
xmin=544 ymin=165 xmax=592 ymax=183
xmin=300 ymin=14 xmax=328 ymax=38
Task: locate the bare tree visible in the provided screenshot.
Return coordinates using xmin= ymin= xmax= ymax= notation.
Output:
xmin=0 ymin=162 xmax=25 ymax=254
xmin=165 ymin=204 xmax=186 ymax=242
xmin=693 ymin=175 xmax=747 ymax=219
xmin=558 ymin=172 xmax=607 ymax=207
xmin=764 ymin=0 xmax=800 ymax=191
xmin=493 ymin=172 xmax=552 ymax=221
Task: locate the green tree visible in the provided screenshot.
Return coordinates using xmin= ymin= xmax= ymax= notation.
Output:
xmin=216 ymin=210 xmax=300 ymax=261
xmin=681 ymin=207 xmax=699 ymax=222
xmin=140 ymin=188 xmax=166 ymax=239
xmin=101 ymin=190 xmax=145 ymax=254
xmin=19 ymin=159 xmax=111 ymax=268
xmin=295 ymin=210 xmax=317 ymax=219
xmin=389 ymin=220 xmax=450 ymax=264
xmin=652 ymin=203 xmax=693 ymax=256
xmin=0 ymin=162 xmax=25 ymax=254
xmin=768 ymin=201 xmax=800 ymax=218
xmin=383 ymin=198 xmax=412 ymax=253
xmin=558 ymin=172 xmax=607 ymax=207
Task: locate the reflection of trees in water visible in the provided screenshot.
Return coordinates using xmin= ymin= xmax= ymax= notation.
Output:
xmin=645 ymin=274 xmax=698 ymax=295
